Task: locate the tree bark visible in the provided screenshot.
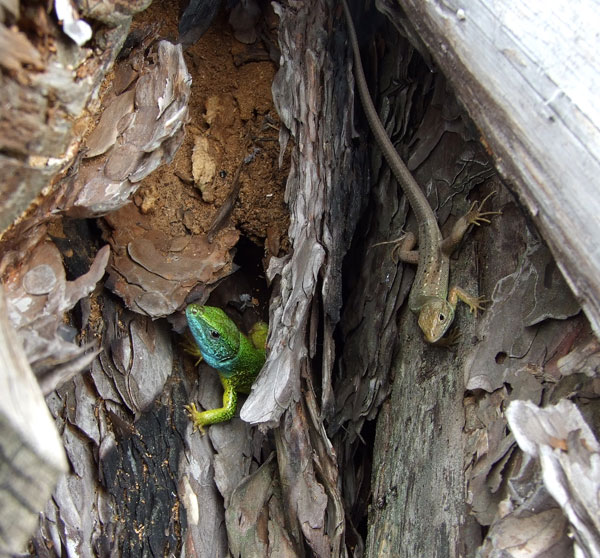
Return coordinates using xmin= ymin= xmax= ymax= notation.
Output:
xmin=0 ymin=3 xmax=133 ymax=236
xmin=392 ymin=0 xmax=600 ymax=337
xmin=339 ymin=2 xmax=597 ymax=556
xmin=0 ymin=287 xmax=67 ymax=555
xmin=2 ymin=1 xmax=599 ymax=557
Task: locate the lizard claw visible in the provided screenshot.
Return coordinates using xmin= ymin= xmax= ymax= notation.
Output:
xmin=184 ymin=403 xmax=206 ymax=435
xmin=181 ymin=336 xmax=204 ymax=366
xmin=449 ymin=287 xmax=488 ymax=316
xmin=466 ymin=295 xmax=488 ymax=315
xmin=369 ymin=232 xmax=419 ymax=265
xmin=466 ymin=191 xmax=502 ymax=227
xmin=436 ymin=327 xmax=462 ymax=348
xmin=370 ymin=233 xmax=407 ymax=260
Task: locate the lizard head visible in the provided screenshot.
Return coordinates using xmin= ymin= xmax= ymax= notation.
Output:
xmin=418 ymin=299 xmax=455 ymax=344
xmin=185 ymin=304 xmax=241 ymax=370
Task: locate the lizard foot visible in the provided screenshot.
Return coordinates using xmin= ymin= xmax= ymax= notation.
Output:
xmin=464 ymin=294 xmax=488 ymax=315
xmin=248 ymin=321 xmax=269 ymax=350
xmin=184 ymin=402 xmax=207 ymax=435
xmin=181 ymin=336 xmax=204 ymax=366
xmin=449 ymin=286 xmax=488 ymax=316
xmin=370 ymin=233 xmax=407 ymax=252
xmin=436 ymin=327 xmax=462 ymax=348
xmin=466 ymin=191 xmax=502 ymax=227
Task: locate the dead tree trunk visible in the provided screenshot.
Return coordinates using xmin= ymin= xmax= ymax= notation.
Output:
xmin=336 ymin=1 xmax=599 ymax=557
xmin=1 ymin=0 xmax=599 ymax=557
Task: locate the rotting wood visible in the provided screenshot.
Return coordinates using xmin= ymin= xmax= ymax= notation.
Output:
xmin=4 ymin=0 xmax=597 ymax=556
xmin=0 ymin=286 xmax=67 ymax=555
xmin=345 ymin=2 xmax=596 ymax=557
xmin=392 ymin=0 xmax=600 ymax=337
xmin=0 ymin=1 xmax=146 ymax=237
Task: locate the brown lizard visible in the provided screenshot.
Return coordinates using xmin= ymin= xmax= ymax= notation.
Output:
xmin=341 ymin=0 xmax=500 ymax=343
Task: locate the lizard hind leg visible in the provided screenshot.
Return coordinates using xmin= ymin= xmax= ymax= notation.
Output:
xmin=441 ymin=191 xmax=502 ymax=255
xmin=371 ymin=231 xmax=419 ymax=264
xmin=391 ymin=231 xmax=419 ymax=264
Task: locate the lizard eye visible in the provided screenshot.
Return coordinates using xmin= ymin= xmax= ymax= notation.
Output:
xmin=439 ymin=313 xmax=446 ymax=322
xmin=210 ymin=329 xmax=220 ymax=339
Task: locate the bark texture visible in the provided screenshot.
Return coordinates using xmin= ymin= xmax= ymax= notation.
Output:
xmin=392 ymin=0 xmax=600 ymax=337
xmin=0 ymin=1 xmax=147 ymax=235
xmin=1 ymin=0 xmax=599 ymax=557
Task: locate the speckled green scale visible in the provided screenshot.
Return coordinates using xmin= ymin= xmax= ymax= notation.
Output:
xmin=184 ymin=304 xmax=267 ymax=433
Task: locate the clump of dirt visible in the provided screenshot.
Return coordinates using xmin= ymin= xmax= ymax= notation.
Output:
xmin=127 ymin=0 xmax=289 ymax=257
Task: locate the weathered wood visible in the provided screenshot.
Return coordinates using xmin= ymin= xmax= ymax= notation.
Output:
xmin=0 ymin=286 xmax=67 ymax=554
xmin=0 ymin=4 xmax=133 ymax=236
xmin=331 ymin=4 xmax=503 ymax=555
xmin=336 ymin=2 xmax=586 ymax=557
xmin=507 ymin=400 xmax=600 ymax=556
xmin=392 ymin=0 xmax=600 ymax=336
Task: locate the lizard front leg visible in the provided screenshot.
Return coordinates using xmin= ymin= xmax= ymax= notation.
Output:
xmin=441 ymin=191 xmax=501 ymax=255
xmin=184 ymin=376 xmax=238 ymax=434
xmin=448 ymin=286 xmax=487 ymax=315
xmin=442 ymin=193 xmax=499 ymax=316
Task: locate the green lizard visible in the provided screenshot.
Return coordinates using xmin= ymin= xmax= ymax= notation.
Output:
xmin=184 ymin=304 xmax=267 ymax=433
xmin=341 ymin=0 xmax=500 ymax=343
